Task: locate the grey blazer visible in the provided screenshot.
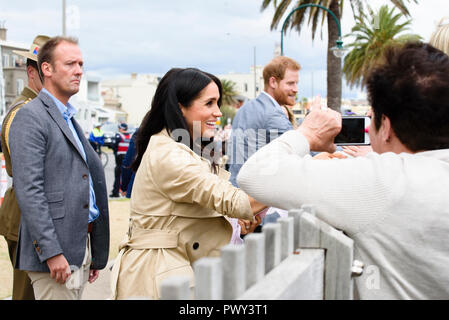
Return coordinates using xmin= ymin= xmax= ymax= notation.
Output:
xmin=9 ymin=91 xmax=109 ymax=272
xmin=227 ymin=92 xmax=293 ymax=187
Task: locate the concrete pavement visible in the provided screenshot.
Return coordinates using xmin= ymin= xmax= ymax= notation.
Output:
xmin=81 ymin=260 xmax=114 ymax=300
xmin=81 ymin=149 xmax=115 ymax=299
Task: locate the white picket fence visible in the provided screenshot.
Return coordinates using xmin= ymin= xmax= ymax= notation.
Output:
xmin=159 ymin=205 xmax=364 ymax=300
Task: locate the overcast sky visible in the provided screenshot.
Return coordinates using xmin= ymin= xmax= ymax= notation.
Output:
xmin=0 ymin=0 xmax=446 ymax=99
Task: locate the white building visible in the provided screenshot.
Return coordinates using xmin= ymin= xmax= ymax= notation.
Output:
xmin=101 ymin=73 xmax=160 ymax=127
xmin=70 ymin=73 xmax=122 ymax=136
xmin=216 ymin=65 xmax=264 ymax=100
xmin=216 ymin=43 xmax=282 ymax=101
xmin=0 ymin=24 xmax=28 ymax=122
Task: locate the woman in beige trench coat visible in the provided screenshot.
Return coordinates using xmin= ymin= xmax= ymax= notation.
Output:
xmin=110 ymin=68 xmax=266 ymax=300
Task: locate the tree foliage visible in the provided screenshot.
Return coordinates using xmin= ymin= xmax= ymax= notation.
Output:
xmin=220 ymin=79 xmax=238 ymax=107
xmin=343 ymin=5 xmax=421 ymax=89
xmin=260 ymin=0 xmax=418 ymax=110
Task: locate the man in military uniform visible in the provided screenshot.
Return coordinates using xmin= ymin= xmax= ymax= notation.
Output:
xmin=0 ymin=35 xmax=50 ymax=300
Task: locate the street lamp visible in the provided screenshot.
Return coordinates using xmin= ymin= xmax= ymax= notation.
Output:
xmin=331 ymin=38 xmax=346 ymax=58
xmin=62 ymin=0 xmax=66 ymax=36
xmin=280 ymin=4 xmax=347 ymax=58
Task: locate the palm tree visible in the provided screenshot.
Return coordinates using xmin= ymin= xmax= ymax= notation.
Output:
xmin=261 ymin=0 xmax=418 ymax=112
xmin=220 ymin=79 xmax=239 ymax=107
xmin=343 ymin=5 xmax=421 ymax=89
xmin=219 ymin=79 xmax=239 ymax=127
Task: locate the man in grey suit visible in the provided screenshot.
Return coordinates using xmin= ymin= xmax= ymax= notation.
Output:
xmin=227 ymin=56 xmax=301 ymax=187
xmin=9 ymin=36 xmax=109 ymax=300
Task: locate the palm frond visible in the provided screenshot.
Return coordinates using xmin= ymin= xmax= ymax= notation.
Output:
xmin=343 ymin=4 xmax=421 ymax=89
xmin=220 ymin=79 xmax=239 ymax=107
xmin=272 ymin=0 xmax=294 ymax=31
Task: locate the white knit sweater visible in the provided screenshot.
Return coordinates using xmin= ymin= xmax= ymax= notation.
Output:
xmin=237 ymin=130 xmax=449 ymax=300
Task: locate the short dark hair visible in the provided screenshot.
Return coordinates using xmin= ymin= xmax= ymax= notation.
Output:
xmin=26 ymin=58 xmax=38 ymax=71
xmin=37 ymin=36 xmax=78 ymax=78
xmin=367 ymin=42 xmax=449 ymax=151
xmin=132 ymin=68 xmax=223 ymax=172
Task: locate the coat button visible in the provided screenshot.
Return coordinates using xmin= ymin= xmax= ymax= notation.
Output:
xmin=83 ymin=204 xmax=89 ymax=209
xmin=193 ymin=242 xmax=199 ymax=250
xmin=82 ymin=174 xmax=88 ymax=180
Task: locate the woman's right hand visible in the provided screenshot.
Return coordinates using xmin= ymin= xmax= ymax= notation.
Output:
xmin=298 ymin=108 xmax=342 ymax=153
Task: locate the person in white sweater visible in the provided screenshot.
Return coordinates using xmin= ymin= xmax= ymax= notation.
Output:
xmin=237 ymin=42 xmax=449 ymax=300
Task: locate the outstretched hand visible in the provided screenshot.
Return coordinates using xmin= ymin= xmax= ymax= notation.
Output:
xmin=313 ymin=151 xmax=347 ymax=160
xmin=341 ymin=145 xmax=373 ymax=157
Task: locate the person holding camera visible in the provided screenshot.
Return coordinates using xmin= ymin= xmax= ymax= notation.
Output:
xmin=237 ymin=42 xmax=449 ymax=299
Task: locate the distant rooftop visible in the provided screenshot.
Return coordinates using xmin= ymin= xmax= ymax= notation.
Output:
xmin=0 ymin=39 xmax=28 ymax=50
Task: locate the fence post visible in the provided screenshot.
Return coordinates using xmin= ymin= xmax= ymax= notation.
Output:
xmin=160 ymin=276 xmax=191 ymax=300
xmin=221 ymin=244 xmax=246 ymax=299
xmin=193 ymin=257 xmax=222 ymax=300
xmin=299 ymin=212 xmax=321 ymax=248
xmin=244 ymin=233 xmax=265 ymax=289
xmin=160 ymin=206 xmax=358 ymax=300
xmin=288 ymin=209 xmax=303 ymax=250
xmin=278 ymin=217 xmax=294 ymax=261
xmin=262 ymin=223 xmax=281 ymax=274
xmin=297 ymin=208 xmax=356 ymax=300
xmin=320 ymin=224 xmax=355 ymax=300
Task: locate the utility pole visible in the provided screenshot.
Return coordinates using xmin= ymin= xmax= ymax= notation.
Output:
xmin=253 ymin=46 xmax=256 ymax=98
xmin=62 ymin=0 xmax=66 ymax=36
xmin=311 ymin=71 xmax=314 ymax=97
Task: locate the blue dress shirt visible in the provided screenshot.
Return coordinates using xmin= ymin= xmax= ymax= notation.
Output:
xmin=42 ymin=88 xmax=99 ymax=223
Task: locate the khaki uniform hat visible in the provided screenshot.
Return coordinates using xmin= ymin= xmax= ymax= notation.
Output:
xmin=12 ymin=35 xmax=51 ymax=62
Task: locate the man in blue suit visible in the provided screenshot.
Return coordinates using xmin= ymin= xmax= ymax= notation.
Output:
xmin=227 ymin=56 xmax=301 ymax=187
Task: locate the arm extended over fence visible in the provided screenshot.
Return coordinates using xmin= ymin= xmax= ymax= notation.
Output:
xmin=160 ymin=205 xmax=364 ymax=300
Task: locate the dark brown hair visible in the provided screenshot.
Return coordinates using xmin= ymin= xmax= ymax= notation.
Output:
xmin=367 ymin=42 xmax=449 ymax=151
xmin=26 ymin=58 xmax=38 ymax=71
xmin=132 ymin=68 xmax=223 ymax=172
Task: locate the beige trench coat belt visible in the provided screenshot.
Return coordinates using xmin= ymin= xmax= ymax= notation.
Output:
xmin=120 ymin=228 xmax=179 ymax=250
xmin=111 ymin=228 xmax=180 ymax=299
